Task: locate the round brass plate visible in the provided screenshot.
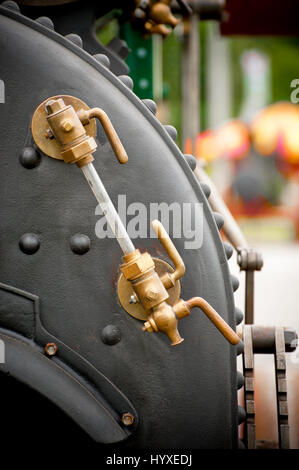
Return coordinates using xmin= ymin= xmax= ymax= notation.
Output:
xmin=117 ymin=258 xmax=181 ymax=321
xmin=31 ymin=95 xmax=97 ymax=160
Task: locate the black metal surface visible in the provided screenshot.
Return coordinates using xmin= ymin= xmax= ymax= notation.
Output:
xmin=0 ymin=4 xmax=238 ymax=448
xmin=17 ymin=0 xmax=130 ymax=75
xmin=0 ymin=327 xmax=135 ymax=443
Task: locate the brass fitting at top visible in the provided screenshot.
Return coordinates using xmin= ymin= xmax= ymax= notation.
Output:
xmin=45 ymin=98 xmax=97 ymax=167
xmin=43 ymin=97 xmax=128 ymax=167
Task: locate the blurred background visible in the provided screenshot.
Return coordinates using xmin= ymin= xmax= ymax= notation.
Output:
xmin=97 ymin=6 xmax=299 ymax=448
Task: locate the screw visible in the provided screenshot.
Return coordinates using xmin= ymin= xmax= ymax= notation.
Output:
xmin=121 ymin=412 xmax=134 ymax=426
xmin=45 ymin=129 xmax=54 ymax=139
xmin=129 ymin=294 xmax=138 ymax=304
xmin=45 ymin=342 xmax=58 ymax=357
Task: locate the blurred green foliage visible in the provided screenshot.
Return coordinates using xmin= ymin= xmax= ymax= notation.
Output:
xmin=162 ymin=25 xmax=299 ymax=142
xmin=98 ymin=17 xmax=299 ymax=146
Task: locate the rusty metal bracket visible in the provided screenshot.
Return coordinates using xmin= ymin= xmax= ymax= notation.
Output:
xmin=241 ymin=325 xmax=296 ymax=449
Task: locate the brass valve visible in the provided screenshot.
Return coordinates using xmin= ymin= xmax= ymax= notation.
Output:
xmin=132 ymin=0 xmax=180 ymax=37
xmin=31 ymin=95 xmax=128 ymax=167
xmin=120 ymin=220 xmax=240 ymax=346
xmin=148 ymin=0 xmax=180 ymax=27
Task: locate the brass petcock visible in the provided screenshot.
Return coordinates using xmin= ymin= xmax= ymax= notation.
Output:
xmin=121 ymin=220 xmax=240 ymax=346
xmin=121 ymin=247 xmax=184 ymax=345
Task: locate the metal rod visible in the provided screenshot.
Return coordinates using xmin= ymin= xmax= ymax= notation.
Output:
xmin=245 ymin=270 xmax=254 ymax=324
xmin=194 ymin=164 xmax=249 ymax=250
xmin=182 ymin=13 xmax=200 ymax=148
xmin=81 ymin=163 xmax=135 ymax=254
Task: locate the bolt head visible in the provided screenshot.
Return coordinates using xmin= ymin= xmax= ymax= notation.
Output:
xmin=121 ymin=413 xmax=134 ymax=426
xmin=45 ymin=342 xmax=58 ymax=357
xmin=61 ymin=120 xmax=73 ymax=133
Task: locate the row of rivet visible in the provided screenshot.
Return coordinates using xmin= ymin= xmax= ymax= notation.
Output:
xmin=19 ymin=233 xmax=90 ymax=255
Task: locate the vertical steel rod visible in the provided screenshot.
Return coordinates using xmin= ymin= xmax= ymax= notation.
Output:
xmin=81 ymin=163 xmax=135 ymax=255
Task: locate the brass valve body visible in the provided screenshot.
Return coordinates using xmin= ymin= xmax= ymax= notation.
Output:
xmin=118 ymin=257 xmax=181 ymax=321
xmin=121 ymin=250 xmax=169 ymax=311
xmin=31 ymin=95 xmax=97 ymax=161
xmin=121 ymin=249 xmax=184 ymax=345
xmin=45 ymin=98 xmax=96 ymax=166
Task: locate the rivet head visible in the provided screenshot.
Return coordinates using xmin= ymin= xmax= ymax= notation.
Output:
xmin=121 ymin=412 xmax=134 ymax=426
xmin=19 ymin=147 xmax=41 ymax=169
xmin=70 ymin=234 xmax=90 ymax=255
xmin=19 ymin=233 xmax=40 ymax=255
xmin=101 ymin=325 xmax=121 ymax=345
xmin=45 ymin=342 xmax=58 ymax=356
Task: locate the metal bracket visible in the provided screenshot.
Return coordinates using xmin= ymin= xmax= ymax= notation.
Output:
xmin=237 ymin=249 xmax=263 ymax=324
xmin=242 ymin=325 xmax=296 ymax=449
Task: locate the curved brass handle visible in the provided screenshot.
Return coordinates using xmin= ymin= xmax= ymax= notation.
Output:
xmin=184 ymin=297 xmax=240 ymax=345
xmin=152 ymin=220 xmax=185 ymax=288
xmin=78 ymin=108 xmax=128 ymax=164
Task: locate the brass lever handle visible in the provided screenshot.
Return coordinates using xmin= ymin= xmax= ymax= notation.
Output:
xmin=77 ymin=108 xmax=128 ymax=164
xmin=184 ymin=297 xmax=240 ymax=345
xmin=152 ymin=220 xmax=185 ymax=289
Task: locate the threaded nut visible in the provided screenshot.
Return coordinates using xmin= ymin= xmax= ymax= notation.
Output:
xmin=121 ymin=412 xmax=134 ymax=426
xmin=45 ymin=98 xmax=65 ymax=115
xmin=45 ymin=342 xmax=58 ymax=357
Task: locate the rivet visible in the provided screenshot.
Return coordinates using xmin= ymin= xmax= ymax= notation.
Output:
xmin=101 ymin=325 xmax=121 ymax=345
xmin=70 ymin=234 xmax=91 ymax=255
xmin=19 ymin=233 xmax=40 ymax=255
xmin=19 ymin=147 xmax=41 ymax=169
xmin=121 ymin=412 xmax=134 ymax=426
xmin=45 ymin=342 xmax=58 ymax=356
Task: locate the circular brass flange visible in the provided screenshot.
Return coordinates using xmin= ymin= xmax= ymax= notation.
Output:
xmin=117 ymin=258 xmax=181 ymax=321
xmin=31 ymin=95 xmax=96 ymax=160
